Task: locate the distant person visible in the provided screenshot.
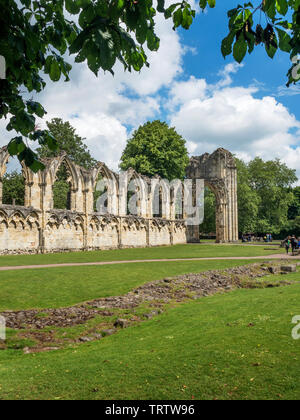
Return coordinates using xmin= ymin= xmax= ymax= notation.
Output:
xmin=291 ymin=236 xmax=297 ymax=253
xmin=285 ymin=238 xmax=291 ymax=254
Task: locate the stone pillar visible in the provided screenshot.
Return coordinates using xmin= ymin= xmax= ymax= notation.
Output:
xmin=233 ymin=169 xmax=239 ymax=241
xmin=187 ymin=225 xmax=200 ymax=243
xmin=170 ymin=195 xmax=176 ymax=220
xmin=170 ymin=222 xmax=174 ymax=245
xmin=0 ymin=180 xmax=3 ymax=205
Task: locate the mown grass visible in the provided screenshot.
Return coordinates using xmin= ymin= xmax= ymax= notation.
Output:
xmin=1 ymin=282 xmax=300 ymax=400
xmin=0 ymin=244 xmax=284 ymax=267
xmin=0 ymin=259 xmax=260 ymax=310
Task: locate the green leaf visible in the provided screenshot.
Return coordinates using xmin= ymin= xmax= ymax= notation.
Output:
xmin=65 ymin=0 xmax=80 ymax=15
xmin=94 ymin=30 xmax=117 ymax=72
xmin=50 ymin=60 xmax=61 ymax=82
xmin=199 ymin=0 xmax=207 ymax=10
xmin=136 ymin=21 xmax=148 ymax=45
xmin=265 ymin=42 xmax=277 ymax=59
xmin=79 ymin=4 xmax=95 ymax=28
xmin=233 ymin=35 xmax=247 ymax=63
xmin=69 ymin=30 xmax=88 ymax=54
xmin=182 ymin=7 xmax=194 ymax=30
xmin=164 ymin=3 xmax=180 ymax=19
xmin=45 ymin=132 xmax=58 ymax=151
xmin=20 ymin=0 xmax=31 ymax=7
xmin=147 ymin=30 xmax=160 ymax=51
xmin=221 ymin=31 xmax=235 ymax=58
xmin=276 ymin=0 xmax=288 ymax=16
xmin=157 ymin=0 xmax=165 ymax=13
xmin=264 ymin=0 xmax=276 ymax=20
xmin=30 ymin=159 xmax=45 ymax=173
xmin=76 ymin=0 xmax=90 ymax=7
xmin=27 ymin=101 xmax=46 ymax=118
xmin=173 ymin=8 xmax=183 ymax=28
xmin=8 ymin=137 xmax=26 ymax=156
xmin=276 ymin=27 xmax=292 ymax=52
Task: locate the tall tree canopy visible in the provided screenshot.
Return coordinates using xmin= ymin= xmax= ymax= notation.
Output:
xmin=38 ymin=118 xmax=96 ymax=209
xmin=119 ymin=120 xmax=189 ymax=180
xmin=3 ymin=119 xmax=96 ymax=210
xmin=37 ymin=118 xmax=96 ymax=169
xmin=1 ymin=1 xmax=300 ymax=171
xmin=246 ymin=157 xmax=297 ymax=234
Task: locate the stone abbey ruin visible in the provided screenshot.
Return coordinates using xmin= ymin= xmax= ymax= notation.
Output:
xmin=0 ymin=146 xmax=238 ymax=254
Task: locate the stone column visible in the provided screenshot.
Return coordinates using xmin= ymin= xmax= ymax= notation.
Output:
xmin=187 ymin=225 xmax=200 ymax=243
xmin=0 ymin=180 xmax=3 ymax=205
xmin=227 ymin=173 xmax=233 ymax=242
xmin=234 ymin=169 xmax=239 ymax=241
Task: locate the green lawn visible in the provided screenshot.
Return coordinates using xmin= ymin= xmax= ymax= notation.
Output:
xmin=0 ymin=259 xmax=259 ymax=310
xmin=0 ymin=244 xmax=284 ymax=267
xmin=1 ymin=282 xmax=300 ymax=400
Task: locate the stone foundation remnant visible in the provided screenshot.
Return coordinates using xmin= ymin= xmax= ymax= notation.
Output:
xmin=0 ymin=146 xmax=238 ymax=254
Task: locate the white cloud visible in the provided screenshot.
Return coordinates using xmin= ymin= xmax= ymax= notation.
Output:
xmin=23 ymin=9 xmax=186 ymax=168
xmin=70 ymin=113 xmax=128 ymax=170
xmin=277 ymin=84 xmax=300 ymax=97
xmin=216 ymin=63 xmax=243 ymax=88
xmin=168 ymin=66 xmax=300 ymax=181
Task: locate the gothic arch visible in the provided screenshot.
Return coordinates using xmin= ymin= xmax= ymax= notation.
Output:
xmin=186 ymin=148 xmax=238 ymax=243
xmin=42 ymin=154 xmax=83 ymax=211
xmin=0 ymin=146 xmax=36 ymax=207
xmin=91 ymin=162 xmax=118 ymax=214
xmin=151 ymin=177 xmax=170 ymax=219
xmin=119 ymin=168 xmax=148 ymax=217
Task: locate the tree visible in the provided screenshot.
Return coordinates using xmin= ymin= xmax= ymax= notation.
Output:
xmin=37 ymin=118 xmax=96 ymax=210
xmin=236 ymin=158 xmax=260 ymax=234
xmin=292 ymin=215 xmax=300 ymax=234
xmin=52 ymin=164 xmax=72 ymax=210
xmin=119 ymin=121 xmax=189 ymax=180
xmin=1 ymin=1 xmax=299 ymax=171
xmin=0 ymin=0 xmax=195 ymax=171
xmin=2 ymin=171 xmax=25 ymax=206
xmin=200 ymin=188 xmax=216 ymax=235
xmin=288 ymin=186 xmax=300 ymax=220
xmin=247 ymin=157 xmax=297 ymax=234
xmin=200 ymin=156 xmax=297 ymax=236
xmin=37 ymin=118 xmax=97 ymax=169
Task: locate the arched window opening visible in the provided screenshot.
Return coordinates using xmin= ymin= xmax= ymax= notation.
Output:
xmin=175 ymin=186 xmax=184 ymax=220
xmin=94 ymin=173 xmax=108 ymax=213
xmin=127 ymin=178 xmax=139 ymax=216
xmin=199 ymin=186 xmax=216 ymax=240
xmin=152 ymin=185 xmax=163 ymax=218
xmin=2 ymin=157 xmax=25 ymax=206
xmin=53 ymin=162 xmax=72 ymax=210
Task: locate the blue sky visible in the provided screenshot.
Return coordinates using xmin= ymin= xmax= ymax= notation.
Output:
xmin=1 ymin=1 xmax=300 ymax=178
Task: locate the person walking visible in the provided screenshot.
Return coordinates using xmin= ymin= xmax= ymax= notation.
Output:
xmin=291 ymin=235 xmax=297 ymax=254
xmin=285 ymin=237 xmax=291 ymax=254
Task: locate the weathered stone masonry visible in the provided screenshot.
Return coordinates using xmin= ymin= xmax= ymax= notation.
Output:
xmin=0 ymin=147 xmax=238 ymax=254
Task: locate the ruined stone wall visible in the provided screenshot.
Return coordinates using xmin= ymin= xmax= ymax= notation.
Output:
xmin=0 ymin=146 xmax=238 ymax=254
xmin=0 ymin=148 xmax=187 ymax=254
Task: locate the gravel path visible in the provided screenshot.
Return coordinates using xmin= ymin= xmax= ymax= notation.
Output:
xmin=0 ymin=253 xmax=298 ymax=271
